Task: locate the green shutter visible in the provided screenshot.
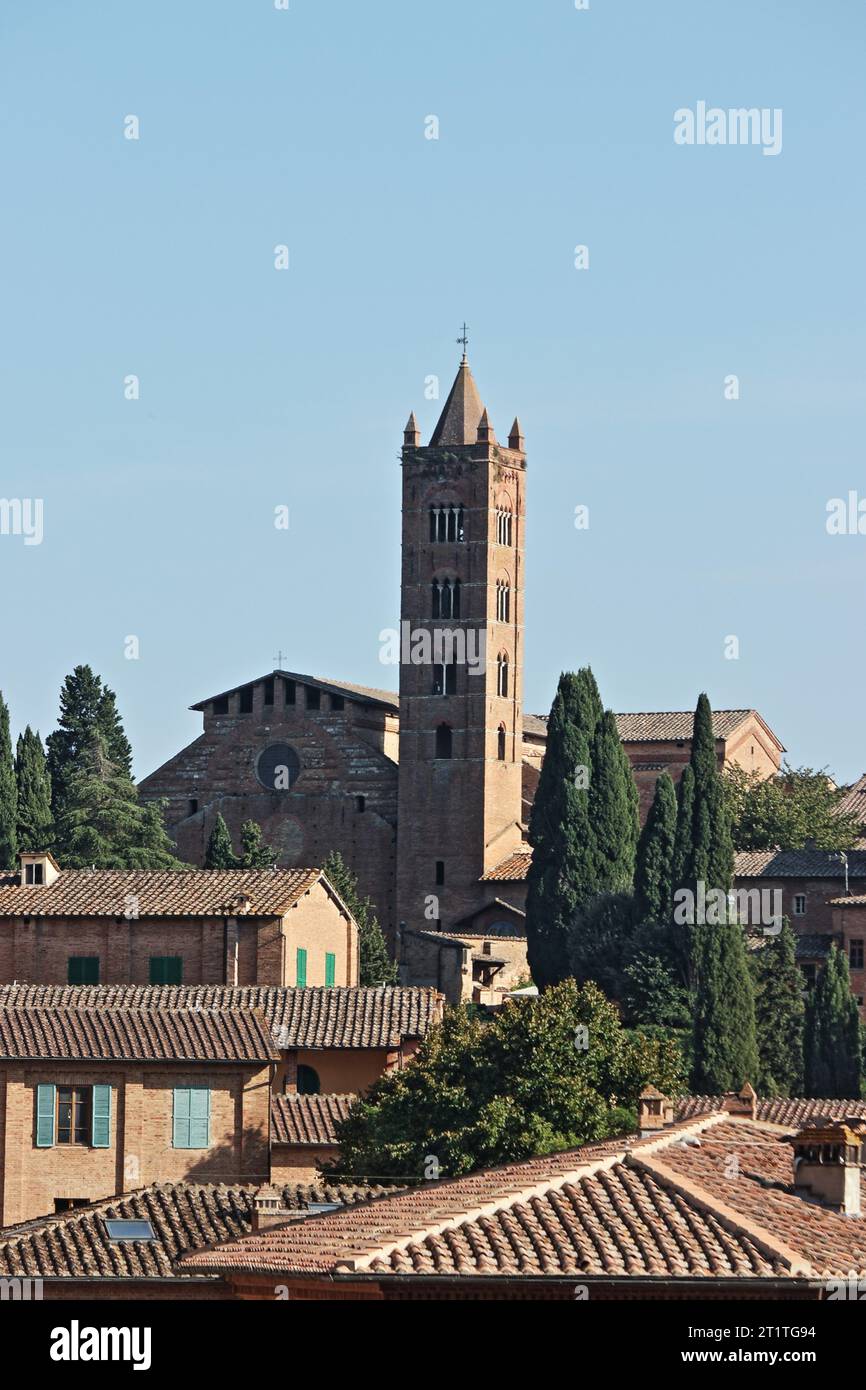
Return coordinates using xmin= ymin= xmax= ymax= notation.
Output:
xmin=296 ymin=947 xmax=307 ymax=988
xmin=325 ymin=952 xmax=335 ymax=987
xmin=173 ymin=1087 xmax=210 ymax=1148
xmin=91 ymin=1085 xmax=112 ymax=1147
xmin=150 ymin=956 xmax=182 ymax=984
xmin=36 ymin=1084 xmax=55 ymax=1147
xmin=68 ymin=956 xmax=99 ymax=985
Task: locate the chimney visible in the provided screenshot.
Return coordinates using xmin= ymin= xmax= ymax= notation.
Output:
xmin=250 ymin=1184 xmax=290 ymax=1232
xmin=638 ymin=1086 xmax=674 ymax=1137
xmin=791 ymin=1120 xmax=865 ymax=1216
xmin=721 ymin=1082 xmax=757 ymax=1119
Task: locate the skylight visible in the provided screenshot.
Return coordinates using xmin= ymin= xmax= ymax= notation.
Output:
xmin=103 ymin=1219 xmax=156 ymax=1242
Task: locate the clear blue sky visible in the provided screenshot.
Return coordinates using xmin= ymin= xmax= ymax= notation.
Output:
xmin=1 ymin=0 xmax=864 ymax=783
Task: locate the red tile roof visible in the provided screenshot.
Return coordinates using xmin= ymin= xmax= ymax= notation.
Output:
xmin=271 ymin=1094 xmax=356 ymax=1146
xmin=0 ymin=867 xmax=323 ymax=918
xmin=676 ymin=1096 xmax=866 ymax=1127
xmin=0 ymin=1005 xmax=279 ymax=1064
xmin=480 ymin=849 xmax=532 ymax=882
xmin=524 ymin=709 xmax=782 ymax=748
xmin=0 ymin=985 xmax=442 ymax=1050
xmin=735 ymin=850 xmax=866 ymax=879
xmin=192 ymin=673 xmax=399 ymax=714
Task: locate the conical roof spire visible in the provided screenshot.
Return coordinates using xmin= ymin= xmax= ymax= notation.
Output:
xmin=508 ymin=417 xmax=524 ymax=450
xmin=429 ymin=357 xmax=485 ymax=446
xmin=476 ymin=407 xmax=496 ymax=445
xmin=403 ymin=411 xmax=420 ymax=447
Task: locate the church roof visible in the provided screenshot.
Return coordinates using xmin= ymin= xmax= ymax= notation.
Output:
xmin=524 ymin=708 xmax=784 ymax=750
xmin=429 ymin=356 xmax=486 ymax=446
xmin=191 ymin=672 xmax=399 ymax=714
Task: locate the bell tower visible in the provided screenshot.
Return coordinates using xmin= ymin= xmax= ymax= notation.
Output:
xmin=396 ymin=349 xmax=526 ymax=933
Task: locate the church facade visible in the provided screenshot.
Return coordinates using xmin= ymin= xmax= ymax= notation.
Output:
xmin=140 ymin=354 xmax=784 ymax=993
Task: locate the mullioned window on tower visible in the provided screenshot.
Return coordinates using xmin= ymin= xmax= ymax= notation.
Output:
xmin=496 ymin=581 xmax=510 ymax=622
xmin=432 ymin=577 xmax=461 ymax=618
xmin=496 ymin=509 xmax=513 ymax=545
xmin=433 ymin=659 xmax=458 ymax=696
xmin=429 ymin=505 xmax=465 ymax=543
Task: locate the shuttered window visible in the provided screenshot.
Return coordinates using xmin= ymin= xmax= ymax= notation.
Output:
xmin=296 ymin=947 xmax=307 ymax=988
xmin=325 ymin=952 xmax=336 ymax=987
xmin=91 ymin=1085 xmax=112 ymax=1147
xmin=149 ymin=956 xmax=182 ymax=984
xmin=36 ymin=1083 xmax=56 ymax=1147
xmin=68 ymin=956 xmax=99 ymax=985
xmin=172 ymin=1087 xmax=211 ymax=1149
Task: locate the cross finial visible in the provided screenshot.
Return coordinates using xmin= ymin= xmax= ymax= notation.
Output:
xmin=273 ymin=649 xmax=285 ymax=670
xmin=456 ymin=322 xmax=469 ymax=360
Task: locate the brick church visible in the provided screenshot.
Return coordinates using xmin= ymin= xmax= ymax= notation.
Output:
xmin=140 ymin=353 xmax=783 ymax=997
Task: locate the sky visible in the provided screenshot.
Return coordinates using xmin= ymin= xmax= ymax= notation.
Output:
xmin=0 ymin=0 xmax=864 ymax=783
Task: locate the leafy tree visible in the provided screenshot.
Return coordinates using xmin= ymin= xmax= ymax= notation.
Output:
xmin=323 ymin=850 xmax=397 ymax=985
xmin=47 ymin=666 xmax=133 ymax=845
xmin=330 ymin=980 xmax=684 ymax=1181
xmin=204 ymin=813 xmax=237 ymax=868
xmin=634 ymin=773 xmax=677 ymax=923
xmin=238 ymin=819 xmax=277 ymax=868
xmin=15 ymin=726 xmax=53 ymax=851
xmin=724 ymin=763 xmax=862 ymax=851
xmin=55 ymin=734 xmax=180 ymax=870
xmin=749 ymin=921 xmax=805 ymax=1096
xmin=0 ymin=693 xmax=17 ymax=869
xmin=804 ymin=945 xmax=863 ymax=1098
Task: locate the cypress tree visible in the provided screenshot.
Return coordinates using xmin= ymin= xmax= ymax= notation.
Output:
xmin=749 ymin=922 xmax=805 ymax=1096
xmin=204 ymin=813 xmax=237 ymax=868
xmin=691 ymin=919 xmax=759 ymax=1093
xmin=323 ymin=850 xmax=397 ymax=985
xmin=634 ymin=773 xmax=677 ymax=922
xmin=0 ymin=693 xmax=17 ymax=869
xmin=671 ymin=765 xmax=695 ymax=894
xmin=15 ymin=727 xmax=53 ymax=851
xmin=239 ymin=819 xmax=277 ymax=868
xmin=47 ymin=666 xmax=133 ymax=837
xmin=804 ymin=945 xmax=863 ymax=1098
xmin=589 ymin=709 xmax=639 ymax=894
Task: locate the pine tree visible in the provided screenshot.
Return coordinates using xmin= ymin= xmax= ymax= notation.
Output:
xmin=589 ymin=709 xmax=639 ymax=894
xmin=634 ymin=773 xmax=677 ymax=922
xmin=47 ymin=666 xmax=133 ymax=841
xmin=749 ymin=922 xmax=805 ymax=1096
xmin=0 ymin=693 xmax=17 ymax=869
xmin=55 ymin=734 xmax=179 ymax=870
xmin=323 ymin=850 xmax=397 ymax=985
xmin=239 ymin=819 xmax=277 ymax=868
xmin=15 ymin=727 xmax=53 ymax=851
xmin=804 ymin=945 xmax=863 ymax=1098
xmin=204 ymin=813 xmax=237 ymax=868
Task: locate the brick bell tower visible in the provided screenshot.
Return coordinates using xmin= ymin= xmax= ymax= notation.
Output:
xmin=396 ymin=347 xmax=526 ymax=934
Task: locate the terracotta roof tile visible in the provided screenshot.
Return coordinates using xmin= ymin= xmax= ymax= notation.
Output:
xmin=676 ymin=1096 xmax=866 ymax=1127
xmin=0 ymin=1005 xmax=279 ymax=1063
xmin=0 ymin=867 xmax=323 ymax=918
xmin=481 ymin=849 xmax=532 ymax=882
xmin=192 ymin=673 xmax=398 ymax=714
xmin=0 ymin=985 xmax=442 ymax=1050
xmin=271 ymin=1094 xmax=356 ymax=1146
xmin=734 ymin=849 xmax=866 ymax=879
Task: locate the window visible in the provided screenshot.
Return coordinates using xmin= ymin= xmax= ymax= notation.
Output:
xmin=330 ymin=693 xmax=344 ymax=711
xmin=104 ymin=1219 xmax=156 ymax=1242
xmin=188 ymin=798 xmax=198 ymax=817
xmin=429 ymin=504 xmax=465 ymax=543
xmin=296 ymin=947 xmax=307 ymax=987
xmin=25 ymin=862 xmax=44 ymax=885
xmin=356 ymin=795 xmax=366 ymax=812
xmin=149 ymin=956 xmax=182 ymax=985
xmin=172 ymin=1087 xmax=210 ymax=1149
xmin=212 ymin=696 xmax=229 ymax=715
xmin=496 ymin=580 xmax=510 ymax=622
xmin=239 ymin=686 xmax=254 ymax=714
xmin=325 ymin=952 xmax=336 ymax=987
xmin=297 ymin=1065 xmax=320 ymax=1095
xmin=54 ymin=1198 xmax=90 ymax=1213
xmin=433 ymin=658 xmax=457 ymax=696
xmin=284 ymin=678 xmax=296 ymax=706
xmin=497 ymin=724 xmax=507 ymax=760
xmin=497 ymin=653 xmax=509 ymax=698
xmin=256 ymin=742 xmax=301 ymax=791
xmin=263 ymin=677 xmax=274 ymax=707
xmin=793 ymin=894 xmax=807 ymax=916
xmin=68 ymin=956 xmax=99 ymax=985
xmin=850 ymin=939 xmax=865 ymax=970
xmin=432 ymin=577 xmax=461 ymax=619
xmin=36 ymin=1083 xmax=112 ymax=1148
xmin=435 ymin=860 xmax=445 ymax=886
xmin=435 ymin=723 xmax=453 ymax=758
xmin=306 ymin=687 xmax=321 ymax=710
xmin=496 ymin=508 xmax=513 ymax=546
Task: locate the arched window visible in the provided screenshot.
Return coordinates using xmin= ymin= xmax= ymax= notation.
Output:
xmin=433 ymin=658 xmax=457 ymax=696
xmin=434 ymin=577 xmax=461 ymax=619
xmin=431 ymin=578 xmax=441 ymax=618
xmin=497 ymin=653 xmax=509 ymax=698
xmin=496 ymin=580 xmax=510 ymax=622
xmin=296 ymin=1065 xmax=320 ymax=1095
xmin=435 ymin=723 xmax=453 ymax=758
xmin=496 ymin=507 xmax=513 ymax=546
xmin=429 ymin=504 xmax=465 ymax=543
xmin=497 ymin=724 xmax=507 ymax=760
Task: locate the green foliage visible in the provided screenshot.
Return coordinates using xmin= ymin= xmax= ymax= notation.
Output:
xmin=46 ymin=667 xmax=133 ymax=852
xmin=0 ymin=693 xmax=17 ymax=869
xmin=749 ymin=922 xmax=805 ymax=1096
xmin=329 ymin=980 xmax=684 ymax=1182
xmin=690 ymin=918 xmax=759 ymax=1094
xmin=567 ymin=892 xmax=640 ymax=1000
xmin=622 ymin=939 xmax=692 ymax=1030
xmin=56 ymin=734 xmax=180 ymax=869
xmin=634 ymin=774 xmax=677 ymax=923
xmin=15 ymin=726 xmax=53 ymax=852
xmin=204 ymin=813 xmax=237 ymax=868
xmin=239 ymin=819 xmax=277 ymax=868
xmin=323 ymin=850 xmax=397 ymax=985
xmin=527 ymin=669 xmax=637 ymax=989
xmin=724 ymin=763 xmax=862 ymax=851
xmin=804 ymin=945 xmax=863 ymax=1098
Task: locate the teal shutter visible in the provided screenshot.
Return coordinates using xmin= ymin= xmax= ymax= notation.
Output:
xmin=173 ymin=1087 xmax=210 ymax=1148
xmin=91 ymin=1085 xmax=112 ymax=1147
xmin=68 ymin=956 xmax=99 ymax=985
xmin=325 ymin=952 xmax=335 ymax=987
xmin=36 ymin=1084 xmax=55 ymax=1147
xmin=150 ymin=956 xmax=182 ymax=984
xmin=296 ymin=947 xmax=307 ymax=988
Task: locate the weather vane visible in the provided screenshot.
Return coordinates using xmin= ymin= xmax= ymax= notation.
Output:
xmin=456 ymin=322 xmax=469 ymax=358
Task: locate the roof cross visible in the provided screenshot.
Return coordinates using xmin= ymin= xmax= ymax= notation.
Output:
xmin=456 ymin=322 xmax=469 ymax=359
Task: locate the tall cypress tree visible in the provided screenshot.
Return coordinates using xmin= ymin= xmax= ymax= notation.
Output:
xmin=589 ymin=709 xmax=639 ymax=894
xmin=749 ymin=921 xmax=805 ymax=1096
xmin=204 ymin=812 xmax=237 ymax=868
xmin=634 ymin=773 xmax=677 ymax=922
xmin=0 ymin=693 xmax=17 ymax=869
xmin=323 ymin=849 xmax=397 ymax=985
xmin=804 ymin=945 xmax=863 ymax=1098
xmin=670 ymin=764 xmax=695 ymax=894
xmin=46 ymin=666 xmax=133 ymax=832
xmin=15 ymin=727 xmax=53 ymax=851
